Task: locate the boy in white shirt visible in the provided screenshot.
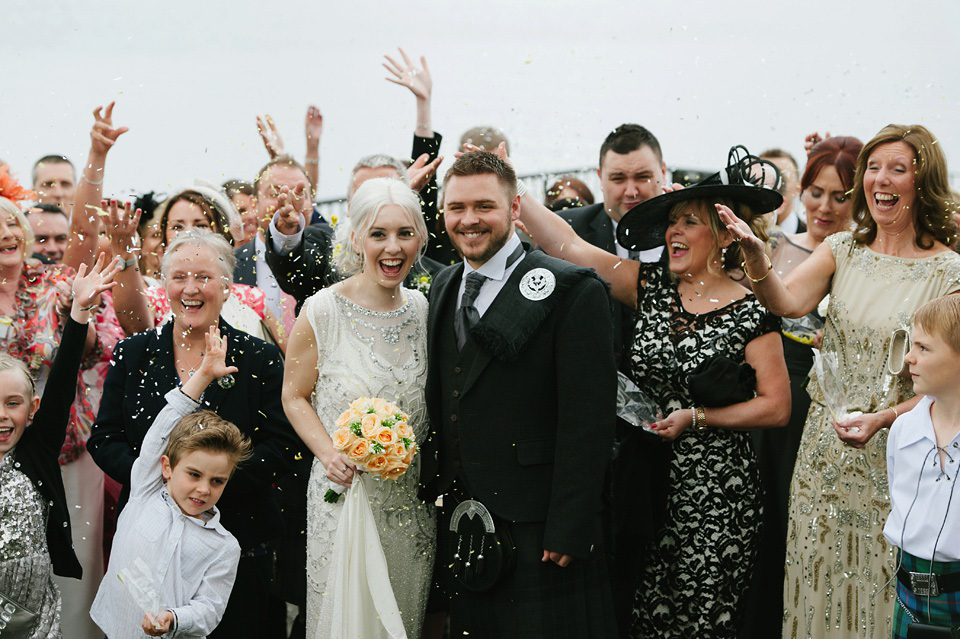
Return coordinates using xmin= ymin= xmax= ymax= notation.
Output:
xmin=91 ymin=327 xmax=252 ymax=638
xmin=884 ymin=295 xmax=960 ymax=636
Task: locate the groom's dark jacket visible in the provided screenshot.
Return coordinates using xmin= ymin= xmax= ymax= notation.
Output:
xmin=419 ymin=248 xmax=616 ymax=559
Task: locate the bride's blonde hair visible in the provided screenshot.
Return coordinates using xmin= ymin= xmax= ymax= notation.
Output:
xmin=334 ymin=178 xmax=428 ymax=277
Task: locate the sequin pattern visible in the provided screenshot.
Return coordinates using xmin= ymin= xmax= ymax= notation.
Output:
xmin=302 ymin=288 xmax=435 ymax=639
xmin=0 ymin=453 xmax=62 ymax=638
xmin=783 ymin=232 xmax=960 ymax=639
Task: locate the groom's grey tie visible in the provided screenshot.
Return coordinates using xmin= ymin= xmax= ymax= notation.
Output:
xmin=455 ymin=271 xmax=488 ymax=349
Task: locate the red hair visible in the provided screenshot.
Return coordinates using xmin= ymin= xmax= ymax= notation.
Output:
xmin=800 ymin=136 xmax=863 ymax=193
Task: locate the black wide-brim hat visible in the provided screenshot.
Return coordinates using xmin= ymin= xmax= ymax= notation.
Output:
xmin=616 ymin=146 xmax=784 ymax=252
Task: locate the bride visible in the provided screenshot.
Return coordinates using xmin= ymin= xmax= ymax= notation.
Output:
xmin=282 ymin=177 xmax=436 ymax=639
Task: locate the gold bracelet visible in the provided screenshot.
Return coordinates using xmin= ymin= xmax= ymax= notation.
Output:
xmin=696 ymin=406 xmax=708 ymax=430
xmin=741 ymin=254 xmax=773 ymax=283
xmin=889 ymin=406 xmax=899 ymax=421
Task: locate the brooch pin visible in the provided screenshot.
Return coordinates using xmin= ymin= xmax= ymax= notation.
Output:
xmin=519 ymin=268 xmax=555 ymax=301
xmin=217 ymin=374 xmax=235 ymax=389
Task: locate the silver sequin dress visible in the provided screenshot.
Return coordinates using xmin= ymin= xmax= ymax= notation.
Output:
xmin=303 ymin=288 xmax=436 ymax=639
xmin=0 ymin=452 xmax=61 ymax=639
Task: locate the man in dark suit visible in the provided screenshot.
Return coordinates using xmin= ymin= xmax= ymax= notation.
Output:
xmin=559 ymin=124 xmax=666 ymax=363
xmin=557 ymin=124 xmax=669 ymax=637
xmin=420 ymin=151 xmax=617 ymax=637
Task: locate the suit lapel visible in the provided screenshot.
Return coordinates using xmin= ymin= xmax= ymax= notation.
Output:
xmin=427 ymin=263 xmax=463 ymax=354
xmin=590 ymin=207 xmax=617 ymax=255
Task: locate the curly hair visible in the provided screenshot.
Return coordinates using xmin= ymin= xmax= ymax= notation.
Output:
xmin=850 ymin=124 xmax=959 ymax=249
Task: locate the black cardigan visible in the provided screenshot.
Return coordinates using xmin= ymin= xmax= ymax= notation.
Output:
xmin=13 ymin=316 xmax=85 ymax=578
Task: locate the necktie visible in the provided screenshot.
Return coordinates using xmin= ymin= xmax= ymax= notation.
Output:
xmin=455 ymin=271 xmax=488 ymax=349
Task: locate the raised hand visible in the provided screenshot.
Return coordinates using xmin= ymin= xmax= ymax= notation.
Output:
xmin=803 ymin=131 xmax=830 ymax=157
xmin=90 ymin=102 xmax=129 ymax=157
xmin=407 ymin=153 xmax=443 ymax=191
xmin=274 ymin=182 xmax=310 ymax=235
xmin=457 ymin=142 xmax=512 ymax=167
xmin=197 ymin=326 xmax=239 ymax=380
xmin=383 ymin=48 xmax=432 ymax=101
xmin=256 ymin=114 xmax=285 ymax=159
xmin=716 ymin=203 xmax=765 ymax=258
xmin=305 ymin=105 xmax=323 ymax=148
xmin=71 ymin=252 xmax=121 ymax=319
xmin=104 ymin=199 xmax=141 ymax=254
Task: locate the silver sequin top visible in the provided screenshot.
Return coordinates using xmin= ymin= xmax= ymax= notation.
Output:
xmin=0 ymin=451 xmax=62 ymax=639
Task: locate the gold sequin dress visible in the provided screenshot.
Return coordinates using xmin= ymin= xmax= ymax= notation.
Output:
xmin=782 ymin=232 xmax=960 ymax=639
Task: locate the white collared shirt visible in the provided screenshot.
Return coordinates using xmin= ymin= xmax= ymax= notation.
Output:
xmin=609 ymin=218 xmax=663 ymax=263
xmin=253 ymin=232 xmax=284 ymax=320
xmin=457 ymin=232 xmax=524 ymax=319
xmin=91 ymin=389 xmax=240 ymax=639
xmin=883 ymin=394 xmax=960 ymax=562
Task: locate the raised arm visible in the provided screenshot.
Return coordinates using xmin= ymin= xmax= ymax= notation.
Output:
xmin=384 ymin=48 xmax=434 ymax=139
xmin=31 ymin=254 xmax=119 ymax=457
xmin=304 ymin=105 xmax=322 ymax=198
xmin=718 ymin=203 xmax=835 ymax=317
xmin=65 ymin=102 xmax=128 ymax=271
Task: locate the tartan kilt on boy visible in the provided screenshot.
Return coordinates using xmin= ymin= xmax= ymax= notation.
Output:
xmin=894 ymin=551 xmax=960 ymax=638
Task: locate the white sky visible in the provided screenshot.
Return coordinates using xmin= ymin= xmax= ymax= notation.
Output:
xmin=4 ymin=0 xmax=960 ymax=200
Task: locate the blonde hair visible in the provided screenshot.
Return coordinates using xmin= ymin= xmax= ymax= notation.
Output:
xmin=163 ymin=410 xmax=253 ymax=473
xmin=0 ymin=352 xmax=36 ymax=399
xmin=0 ymin=197 xmax=34 ymax=256
xmin=912 ymin=295 xmax=960 ymax=354
xmin=333 ymin=177 xmax=427 ymax=277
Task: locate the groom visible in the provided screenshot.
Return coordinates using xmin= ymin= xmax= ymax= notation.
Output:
xmin=420 ymin=151 xmax=618 ymax=637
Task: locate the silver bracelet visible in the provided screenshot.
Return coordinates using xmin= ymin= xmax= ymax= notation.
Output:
xmin=691 ymin=407 xmax=698 ymax=430
xmin=304 ymin=158 xmax=319 ymax=165
xmin=516 ymin=179 xmax=528 ymax=198
xmin=82 ymin=174 xmax=104 ymax=186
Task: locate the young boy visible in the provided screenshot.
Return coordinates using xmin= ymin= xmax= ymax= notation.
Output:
xmin=884 ymin=294 xmax=960 ymax=636
xmin=90 ymin=327 xmax=252 ymax=638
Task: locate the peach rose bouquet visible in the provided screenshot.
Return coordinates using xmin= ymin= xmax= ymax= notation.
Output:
xmin=323 ymin=397 xmax=417 ymax=503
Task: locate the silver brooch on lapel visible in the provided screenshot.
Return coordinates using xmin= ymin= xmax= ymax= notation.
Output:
xmin=217 ymin=374 xmax=235 ymax=389
xmin=519 ymin=268 xmax=555 ymax=301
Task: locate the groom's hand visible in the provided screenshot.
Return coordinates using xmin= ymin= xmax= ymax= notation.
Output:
xmin=542 ymin=550 xmax=574 ymax=568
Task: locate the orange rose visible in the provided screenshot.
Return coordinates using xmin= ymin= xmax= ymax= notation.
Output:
xmin=388 ymin=441 xmax=407 ymax=461
xmin=374 ymin=427 xmax=397 ymax=447
xmin=371 ymin=398 xmax=390 ymax=414
xmin=383 ymin=464 xmax=408 ymax=481
xmin=360 ymin=414 xmax=381 ymax=438
xmin=346 ymin=439 xmax=371 ymax=462
xmin=396 ymin=422 xmax=414 ymax=440
xmin=350 ymin=398 xmax=370 ymax=412
xmin=366 ymin=455 xmax=389 ymax=473
xmin=331 ymin=428 xmax=357 ymax=452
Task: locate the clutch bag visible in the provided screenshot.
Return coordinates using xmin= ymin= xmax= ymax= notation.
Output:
xmin=0 ymin=587 xmax=39 ymax=638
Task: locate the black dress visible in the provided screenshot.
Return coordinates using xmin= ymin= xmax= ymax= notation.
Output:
xmin=628 ymin=263 xmax=778 ymax=638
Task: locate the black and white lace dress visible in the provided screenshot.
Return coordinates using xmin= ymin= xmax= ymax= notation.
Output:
xmin=628 ymin=263 xmax=778 ymax=638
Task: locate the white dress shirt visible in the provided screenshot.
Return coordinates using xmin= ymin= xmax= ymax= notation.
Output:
xmin=253 ymin=233 xmax=285 ymax=320
xmin=610 ymin=219 xmax=663 ymax=263
xmin=883 ymin=394 xmax=960 ymax=562
xmin=457 ymin=232 xmax=524 ymax=319
xmin=91 ymin=389 xmax=241 ymax=638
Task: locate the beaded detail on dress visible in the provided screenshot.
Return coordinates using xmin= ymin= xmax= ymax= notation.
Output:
xmin=0 ymin=452 xmax=62 ymax=638
xmin=783 ymin=232 xmax=960 ymax=639
xmin=303 ymin=288 xmax=435 ymax=639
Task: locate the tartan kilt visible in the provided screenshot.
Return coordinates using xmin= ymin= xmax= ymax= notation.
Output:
xmin=438 ymin=507 xmax=617 ymax=639
xmin=893 ymin=550 xmax=960 ymax=639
